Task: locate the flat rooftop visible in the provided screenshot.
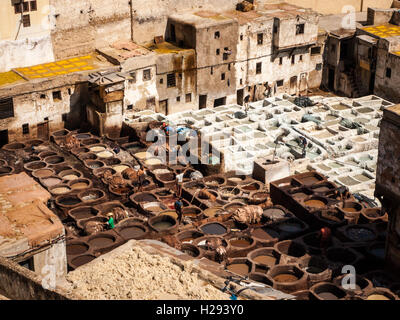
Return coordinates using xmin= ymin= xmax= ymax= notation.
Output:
xmin=361 ymin=24 xmax=400 ymax=38
xmin=0 ymin=173 xmax=64 ymax=257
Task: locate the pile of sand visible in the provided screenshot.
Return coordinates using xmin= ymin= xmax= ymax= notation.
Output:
xmin=65 ymin=246 xmax=230 ymax=300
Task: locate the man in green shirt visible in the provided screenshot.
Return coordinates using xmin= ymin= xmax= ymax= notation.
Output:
xmin=106 ymin=212 xmax=115 ymax=229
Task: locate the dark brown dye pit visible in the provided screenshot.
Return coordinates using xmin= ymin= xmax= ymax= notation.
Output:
xmin=318 ymin=292 xmax=339 ymax=300
xmin=135 ymin=194 xmax=157 ymax=202
xmin=278 ymin=222 xmax=303 ymax=233
xmin=71 ymin=255 xmax=95 ymax=267
xmin=306 ymin=266 xmax=324 ymax=274
xmin=153 ymin=221 xmax=174 ymax=230
xmin=59 ymin=197 xmax=80 ymax=205
xmin=304 ymin=199 xmax=326 ymax=208
xmin=230 ymin=238 xmax=251 ymax=247
xmin=253 ymin=255 xmax=276 ymax=266
xmin=252 ymin=227 xmax=279 ymax=240
xmin=89 ymin=237 xmax=115 ymax=248
xmin=71 ymin=208 xmax=97 ymax=219
xmin=201 ymin=223 xmax=227 ymax=235
xmin=273 ymin=273 xmax=299 ymax=283
xmin=67 ymin=244 xmax=88 ymax=255
xmin=119 ymin=226 xmax=146 ymax=239
xmin=299 ymin=176 xmax=320 ymax=185
xmin=292 ymin=192 xmax=309 ymax=199
xmin=227 ymin=263 xmax=250 ymax=275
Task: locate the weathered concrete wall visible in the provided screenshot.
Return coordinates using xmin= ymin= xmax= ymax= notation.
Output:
xmin=367 ymin=7 xmax=397 ymax=25
xmin=0 ymin=256 xmax=73 ymax=300
xmin=0 ymin=82 xmax=88 ymax=142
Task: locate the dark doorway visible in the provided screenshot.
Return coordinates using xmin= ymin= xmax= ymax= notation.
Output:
xmin=199 ymin=95 xmax=207 ymax=109
xmin=369 ymin=72 xmax=376 ymax=92
xmin=237 ymin=89 xmax=244 ymax=106
xmin=0 ymin=130 xmax=8 ymax=147
xmin=170 ymin=24 xmax=176 ymax=43
xmin=37 ymin=122 xmax=49 ymax=140
xmin=214 ymin=97 xmax=226 ymax=108
xmin=159 ymin=99 xmax=168 ymax=115
xmin=290 ymin=76 xmax=297 ymax=95
xmin=328 ymin=68 xmax=335 ymax=91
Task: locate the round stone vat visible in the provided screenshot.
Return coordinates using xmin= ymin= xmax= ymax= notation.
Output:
xmin=55 ymin=194 xmax=82 ymax=208
xmin=225 ymin=258 xmax=253 ymax=277
xmin=52 ymin=164 xmax=72 ymax=174
xmin=181 ymin=243 xmax=203 ymax=258
xmin=363 ymin=288 xmax=399 ymax=300
xmin=38 ymin=151 xmax=57 ymax=159
xmin=74 ymin=133 xmax=92 ymax=140
xmin=0 ymin=159 xmax=7 ymax=167
xmin=142 ymin=201 xmax=168 ymax=214
xmin=200 ymin=222 xmax=229 ymax=236
xmin=52 ymin=129 xmax=69 ymax=137
xmin=226 ymin=175 xmax=247 ymax=186
xmin=78 ymin=188 xmax=106 ymax=203
xmin=24 ymin=161 xmax=46 ymax=171
xmin=300 ymin=231 xmax=333 ymax=255
xmin=176 ymin=229 xmax=204 ymax=244
xmin=44 ymin=155 xmax=65 ymax=165
xmin=219 ymin=187 xmax=242 ymax=200
xmin=77 ymin=216 xmax=107 ymax=234
xmin=344 ymin=225 xmax=377 ymax=242
xmin=228 ymin=236 xmax=256 ymax=255
xmin=303 ymin=196 xmax=328 ymax=209
xmin=298 ymin=255 xmax=332 ymax=285
xmin=249 ymin=191 xmax=269 ymax=205
xmin=84 ymin=160 xmax=105 ymax=170
xmin=112 ymin=163 xmax=131 ymax=174
xmin=69 ymin=206 xmax=99 ymax=221
xmin=81 ymin=138 xmax=101 ymax=146
xmin=273 ymin=240 xmax=307 ymax=264
xmin=198 ymin=189 xmax=219 ymax=200
xmin=148 ymin=215 xmax=177 ymax=233
xmin=59 ymin=169 xmax=83 ymax=181
xmin=251 ymin=226 xmax=279 ymax=246
xmin=310 ymin=282 xmax=347 ymax=300
xmin=117 ymin=223 xmax=149 ymax=241
xmin=263 ymin=206 xmax=292 ymax=222
xmin=93 ymin=167 xmax=116 ymax=178
xmin=78 ymin=152 xmax=98 ymax=161
xmin=248 ymin=272 xmax=273 ymax=286
xmin=193 ymin=236 xmax=230 ymax=259
xmin=2 ymin=142 xmax=25 ymax=151
xmin=49 ymin=184 xmax=71 ymax=196
xmin=25 ymin=139 xmax=44 ymax=147
xmin=102 ymin=157 xmax=121 ymax=166
xmin=68 ymin=178 xmax=92 ymax=191
xmin=66 ymin=241 xmax=90 ymax=256
xmin=69 ymin=254 xmax=96 ymax=270
xmin=182 ymin=206 xmax=203 ymax=220
xmin=203 ymin=175 xmax=226 ymax=187
xmin=359 ymin=207 xmax=388 ymax=224
xmin=247 ymin=247 xmax=278 ymax=270
xmin=130 ymin=192 xmax=158 ymax=204
xmin=32 ymin=168 xmax=55 ymax=179
xmin=240 ymin=181 xmax=262 ymax=192
xmin=333 ymin=274 xmax=373 ymax=295
xmin=40 ymin=176 xmax=63 ymax=188
xmin=326 ymin=247 xmax=359 ymax=273
xmin=0 ymin=166 xmax=13 ymax=176
xmin=268 ymin=264 xmax=308 ymax=293
xmin=71 ymin=147 xmax=90 ymax=155
xmin=87 ymin=233 xmax=117 ymax=252
xmin=88 ymin=144 xmax=108 ymax=153
xmin=223 ymin=201 xmax=245 ymax=213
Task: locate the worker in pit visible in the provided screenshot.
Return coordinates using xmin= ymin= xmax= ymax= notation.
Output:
xmin=318 ymin=227 xmax=332 ymax=255
xmin=300 ymin=136 xmax=308 ymax=158
xmin=137 ymin=166 xmax=146 ymax=192
xmin=162 ymin=122 xmax=174 ymax=136
xmin=106 ymin=212 xmax=115 ymax=230
xmin=174 ymin=197 xmax=184 ymax=224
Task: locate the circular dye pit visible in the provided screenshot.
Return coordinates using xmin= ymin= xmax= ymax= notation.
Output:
xmin=32 ymin=168 xmax=54 ymax=179
xmin=67 ymin=242 xmax=89 ymax=255
xmin=88 ymin=235 xmax=115 ymax=248
xmin=277 ymin=220 xmax=304 ymax=233
xmin=251 ymin=227 xmax=279 ymax=241
xmin=181 ymin=244 xmax=201 ymax=258
xmin=346 ymin=226 xmax=376 ymax=242
xmin=70 ymin=255 xmax=96 ymax=268
xmin=51 ymin=186 xmax=71 ymax=195
xmin=41 ymin=177 xmax=62 ymax=187
xmin=119 ymin=225 xmax=147 ymax=240
xmin=69 ymin=179 xmax=91 ymax=190
xmin=200 ymin=223 xmax=227 ymax=235
xmin=226 ymin=263 xmax=251 ymax=276
xmin=367 ymin=294 xmax=390 ymax=300
xmin=229 ymin=237 xmax=253 ymax=248
xmin=304 ymin=199 xmax=327 ymax=208
xmin=25 ymin=161 xmax=46 ymax=171
xmin=45 ymin=155 xmax=64 ymax=165
xmin=69 ymin=207 xmax=98 ymax=220
xmin=113 ymin=165 xmax=129 ymax=173
xmin=273 ymin=273 xmax=299 ymax=283
xmin=253 ymin=255 xmax=276 ymax=266
xmin=132 ymin=193 xmax=157 ymax=203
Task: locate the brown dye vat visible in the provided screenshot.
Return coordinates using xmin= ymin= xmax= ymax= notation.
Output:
xmin=149 ymin=215 xmax=177 ymax=232
xmin=45 ymin=155 xmax=65 ymax=164
xmin=251 ymin=227 xmax=279 ymax=241
xmin=230 ymin=238 xmax=252 ymax=248
xmin=41 ymin=177 xmax=62 ymax=187
xmin=227 ymin=263 xmax=251 ymax=276
xmin=59 ymin=169 xmax=82 ymax=181
xmin=200 ymin=222 xmax=227 ymax=236
xmin=119 ymin=225 xmax=147 ymax=240
xmin=52 ymin=129 xmax=69 ymax=137
xmin=223 ymin=202 xmax=245 ymax=213
xmin=182 ymin=207 xmax=202 ymax=219
xmin=273 ymin=273 xmax=299 ymax=283
xmin=25 ymin=161 xmax=47 ymax=171
xmin=85 ymin=160 xmax=105 ymax=169
xmin=88 ymin=235 xmax=116 ymax=248
xmin=254 ymin=255 xmax=276 ymax=266
xmin=26 ymin=139 xmax=44 ymax=147
xmin=71 ymin=147 xmax=90 ymax=155
xmin=79 ymin=152 xmax=98 ymax=161
xmin=177 ymin=229 xmax=204 ymax=243
xmin=70 ymin=255 xmax=96 ymax=269
xmin=69 ymin=206 xmax=99 ymax=220
xmin=102 ymin=158 xmax=121 ymax=166
xmin=56 ymin=195 xmax=81 ymax=207
xmin=2 ymin=142 xmax=25 ymax=151
xmin=38 ymin=151 xmax=57 ymax=159
xmin=304 ymin=199 xmax=326 ymax=208
xmin=132 ymin=193 xmax=157 ymax=203
xmin=79 ymin=189 xmax=105 ymax=202
xmin=69 ymin=179 xmax=91 ymax=190
xmin=0 ymin=166 xmax=13 ymax=176
xmin=50 ymin=185 xmax=71 ymax=195
xmin=52 ymin=165 xmax=72 ymax=174
xmin=32 ymin=168 xmax=54 ymax=178
xmin=310 ymin=283 xmax=347 ymax=300
xmin=203 ymin=207 xmax=224 ymax=218
xmin=341 ymin=201 xmax=363 ymax=213
xmin=181 ymin=244 xmax=202 ymax=258
xmin=241 ymin=182 xmax=261 ymax=191
xmin=81 ymin=138 xmax=100 ymax=146
xmin=66 ymin=242 xmax=89 ymax=255
xmin=274 ymin=240 xmax=307 ymax=264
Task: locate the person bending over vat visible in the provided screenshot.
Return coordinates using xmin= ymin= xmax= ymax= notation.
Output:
xmin=106 ymin=212 xmax=115 ymax=230
xmin=318 ymin=227 xmax=332 ymax=255
xmin=174 ymin=197 xmax=184 ymax=223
